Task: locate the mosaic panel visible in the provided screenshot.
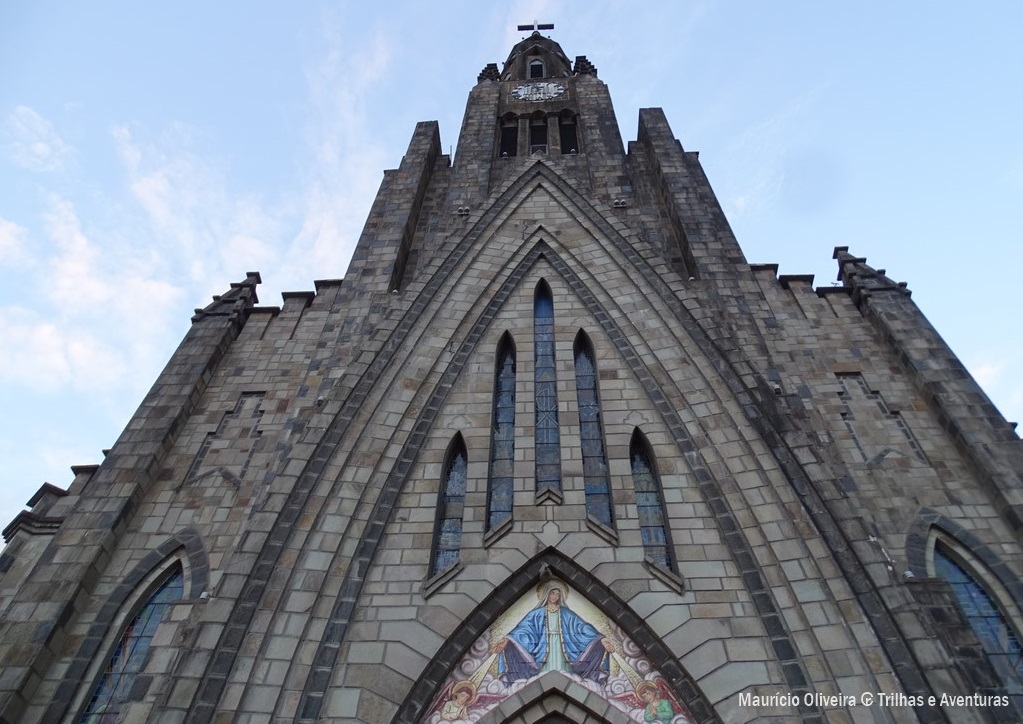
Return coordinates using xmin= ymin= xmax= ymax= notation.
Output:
xmin=426 ymin=580 xmax=695 ymax=723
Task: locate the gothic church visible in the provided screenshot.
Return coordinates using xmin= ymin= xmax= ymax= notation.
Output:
xmin=1 ymin=28 xmax=1021 ymax=724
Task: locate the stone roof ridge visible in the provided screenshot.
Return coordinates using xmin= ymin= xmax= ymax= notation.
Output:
xmin=191 ymin=271 xmax=262 ymax=323
xmin=833 ymin=246 xmax=911 ymax=297
xmin=27 ymin=482 xmax=67 ymax=509
xmin=2 ymin=481 xmax=71 ymax=543
xmin=749 ymin=263 xmax=822 ymax=292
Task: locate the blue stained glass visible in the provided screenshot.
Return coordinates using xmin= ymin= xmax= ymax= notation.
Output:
xmin=434 ymin=549 xmax=458 ymax=572
xmin=575 ymin=352 xmax=594 ymax=377
xmin=432 ymin=444 xmax=468 ymax=574
xmin=534 ymin=284 xmax=562 ymax=494
xmin=491 ymin=460 xmax=514 ymax=480
xmin=588 ymin=495 xmax=612 ymax=526
xmin=583 ymin=458 xmax=608 ymax=478
xmin=635 ymin=490 xmax=659 ymax=507
xmin=490 ymin=487 xmax=513 ymax=510
xmin=534 ymin=292 xmax=553 ymax=318
xmin=536 ymin=390 xmax=559 ymax=413
xmin=488 ymin=337 xmax=516 ymax=531
xmin=537 ymin=464 xmax=560 ymax=485
xmin=80 ymin=568 xmax=184 ymax=722
xmin=575 ymin=335 xmax=613 ymax=527
xmin=935 ymin=544 xmax=1023 ymax=686
xmin=630 ymin=433 xmax=675 ymax=572
xmin=637 ymin=507 xmax=662 ymax=527
xmin=492 ymin=435 xmax=512 ymax=457
xmin=536 ymin=446 xmax=561 ymax=465
xmin=646 ymin=547 xmax=670 ymax=568
xmin=536 ymin=370 xmax=557 ymax=386
xmin=536 ymin=428 xmax=560 ymax=448
xmin=641 ymin=526 xmax=667 ymax=546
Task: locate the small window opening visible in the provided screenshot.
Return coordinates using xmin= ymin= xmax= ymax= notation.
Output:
xmin=431 ymin=436 xmax=468 ymax=575
xmin=534 ymin=281 xmax=560 ymax=496
xmin=530 ymin=119 xmax=548 ymax=154
xmin=559 ymin=117 xmax=578 ymax=155
xmin=934 ymin=543 xmax=1023 ymax=688
xmin=500 ymin=122 xmax=518 ymax=158
xmin=630 ymin=430 xmax=675 ymax=572
xmin=529 ymin=59 xmax=545 ymax=79
xmin=488 ymin=334 xmax=516 ymax=531
xmin=575 ymin=332 xmax=613 ymax=528
xmin=79 ymin=566 xmax=184 ymax=721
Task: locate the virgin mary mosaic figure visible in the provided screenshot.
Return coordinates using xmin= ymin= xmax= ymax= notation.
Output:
xmin=492 ymin=583 xmax=614 ymax=683
xmin=425 ymin=579 xmax=698 ymax=724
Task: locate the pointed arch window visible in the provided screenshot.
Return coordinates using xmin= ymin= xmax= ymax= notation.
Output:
xmin=574 ymin=332 xmax=613 ymax=528
xmin=934 ymin=543 xmax=1023 ymax=688
xmin=558 ymin=114 xmax=578 ymax=154
xmin=534 ymin=281 xmax=561 ymax=500
xmin=500 ymin=116 xmax=518 ymax=158
xmin=529 ymin=58 xmax=545 ymax=79
xmin=630 ymin=431 xmax=675 ymax=571
xmin=79 ymin=565 xmax=184 ymax=722
xmin=529 ymin=117 xmax=548 ymax=154
xmin=432 ymin=435 xmax=468 ymax=575
xmin=488 ymin=334 xmax=516 ymax=532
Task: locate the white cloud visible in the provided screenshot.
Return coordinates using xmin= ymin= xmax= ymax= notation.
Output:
xmin=42 ymin=196 xmax=112 ymax=308
xmin=111 ymin=123 xmax=292 ymax=301
xmin=3 ymin=106 xmax=73 ymax=172
xmin=277 ymin=17 xmax=399 ymax=286
xmin=0 ymin=216 xmax=32 ymax=266
xmin=501 ymin=0 xmax=555 ymax=49
xmin=0 ymin=195 xmax=187 ymax=398
xmin=0 ymin=307 xmax=126 ymax=392
xmin=968 ymin=359 xmax=1003 ymax=388
xmin=718 ymin=86 xmax=827 ymax=217
xmin=965 ymin=355 xmax=1023 ymax=430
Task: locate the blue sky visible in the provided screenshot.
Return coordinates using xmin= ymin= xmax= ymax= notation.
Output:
xmin=2 ymin=1 xmax=1021 ymax=530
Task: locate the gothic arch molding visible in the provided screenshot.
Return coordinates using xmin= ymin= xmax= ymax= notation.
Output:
xmin=905 ymin=507 xmax=1023 ymax=605
xmin=392 ymin=548 xmax=721 ymax=724
xmin=479 ymin=671 xmax=633 ymax=724
xmin=188 ymin=161 xmax=826 ymax=720
xmin=287 ymin=237 xmax=816 ymax=719
xmin=45 ymin=527 xmax=208 ymax=721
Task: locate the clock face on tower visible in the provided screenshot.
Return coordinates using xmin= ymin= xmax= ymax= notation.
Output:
xmin=511 ymin=82 xmax=566 ymax=102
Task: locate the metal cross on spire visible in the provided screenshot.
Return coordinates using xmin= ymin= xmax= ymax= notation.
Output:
xmin=517 ymin=20 xmax=554 ymax=32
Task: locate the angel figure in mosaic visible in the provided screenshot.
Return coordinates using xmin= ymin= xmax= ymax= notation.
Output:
xmin=440 ymin=680 xmax=476 ymax=721
xmin=426 ymin=674 xmax=502 ymax=723
xmin=636 ymin=680 xmax=677 ymax=722
xmin=612 ymin=677 xmax=686 ymax=723
xmin=492 ymin=582 xmax=615 ymax=684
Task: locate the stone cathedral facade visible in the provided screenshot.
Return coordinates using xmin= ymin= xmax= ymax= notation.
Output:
xmin=2 ymin=30 xmax=1022 ymax=724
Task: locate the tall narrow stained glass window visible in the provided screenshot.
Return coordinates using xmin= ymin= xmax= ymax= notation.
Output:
xmin=534 ymin=281 xmax=561 ymax=499
xmin=488 ymin=334 xmax=516 ymax=531
xmin=80 ymin=566 xmax=184 ymax=722
xmin=574 ymin=332 xmax=613 ymax=528
xmin=934 ymin=543 xmax=1023 ymax=688
xmin=432 ymin=435 xmax=468 ymax=575
xmin=630 ymin=431 xmax=675 ymax=571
